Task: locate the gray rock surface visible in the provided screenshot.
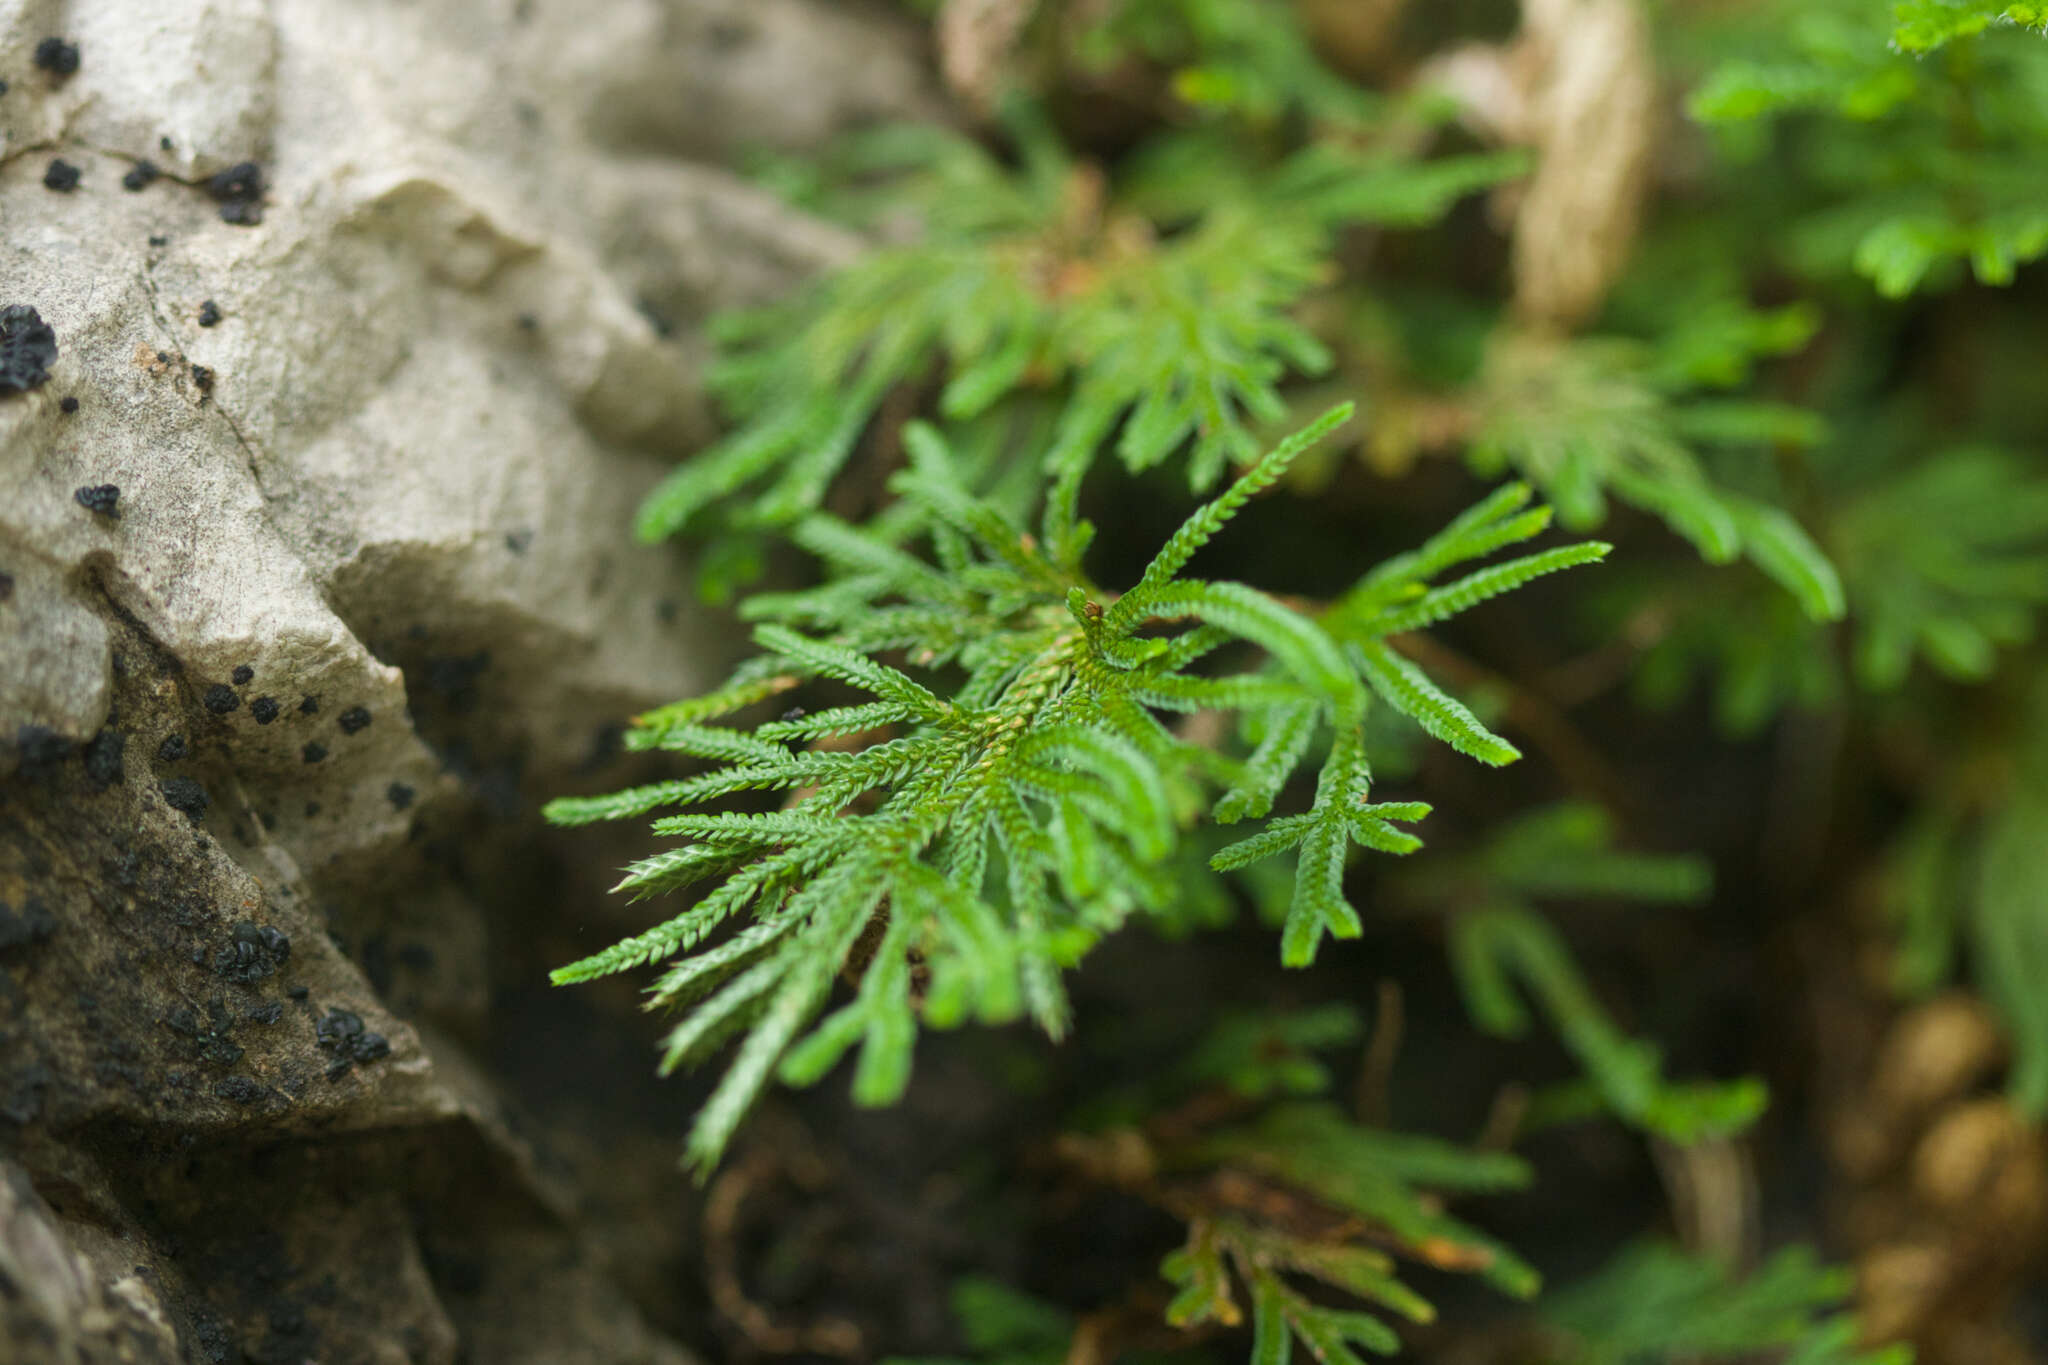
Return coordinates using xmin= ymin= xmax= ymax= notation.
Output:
xmin=0 ymin=0 xmax=935 ymax=1358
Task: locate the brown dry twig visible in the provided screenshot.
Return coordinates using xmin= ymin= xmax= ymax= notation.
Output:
xmin=704 ymin=1146 xmax=866 ymax=1360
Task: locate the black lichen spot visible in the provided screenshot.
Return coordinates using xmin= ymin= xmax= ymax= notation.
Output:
xmin=246 ymin=1001 xmax=283 ymax=1025
xmin=208 ymin=162 xmax=261 ymax=198
xmin=200 ymin=1037 xmax=243 ymax=1067
xmin=337 ymin=705 xmax=371 ymax=735
xmin=0 ymin=572 xmax=13 ymax=603
xmin=121 ymin=159 xmax=158 ymax=192
xmin=504 ymin=527 xmax=532 ymax=554
xmin=214 ymin=921 xmax=290 ymax=983
xmin=249 ymin=696 xmax=280 ymax=724
xmin=83 ymin=727 xmax=125 ymax=790
xmin=74 ymin=484 xmax=120 ymax=518
xmin=301 ymin=742 xmax=326 ymax=764
xmin=315 ymin=1008 xmax=361 ymax=1048
xmin=206 ymin=161 xmax=264 ymax=225
xmin=58 ymin=396 xmax=78 ymax=416
xmin=298 ymin=694 xmax=319 ymax=715
xmin=33 ymin=38 xmax=80 ymax=77
xmin=0 ymin=305 xmax=59 ymax=394
xmin=147 ymin=234 xmax=168 ymax=247
xmin=315 ymin=1008 xmax=390 ymax=1078
xmin=198 ymin=299 xmax=222 ymax=327
xmin=15 ymin=724 xmax=74 ymax=781
xmin=190 ymin=363 xmax=214 ymax=393
xmin=287 ymin=984 xmax=309 ymax=1001
xmin=43 ymin=159 xmax=80 ymax=193
xmin=0 ymin=79 xmax=8 ymax=95
xmin=0 ymin=898 xmax=59 ymax=952
xmin=231 ymin=663 xmax=254 ymax=685
xmin=203 ymin=683 xmax=239 ymax=714
xmin=161 ymin=775 xmax=209 ymax=821
xmin=385 ymin=782 xmax=414 ymax=811
xmin=157 ymin=733 xmax=187 ymax=763
xmin=213 ymin=1076 xmax=263 ymax=1106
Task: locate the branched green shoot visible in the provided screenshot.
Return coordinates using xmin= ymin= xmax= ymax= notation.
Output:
xmin=1693 ymin=0 xmax=2048 ymax=295
xmin=1394 ymin=804 xmax=1766 ymax=1144
xmin=547 ymin=409 xmax=1609 ymax=1173
xmin=637 ymin=112 xmax=1523 ymax=549
xmin=1469 ymin=334 xmax=1843 ymax=622
xmin=1833 ymin=448 xmax=2048 ymax=688
xmin=1541 ymin=1240 xmax=1912 ymax=1365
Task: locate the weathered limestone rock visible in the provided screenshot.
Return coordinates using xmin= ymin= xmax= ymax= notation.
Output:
xmin=0 ymin=0 xmax=935 ymax=1357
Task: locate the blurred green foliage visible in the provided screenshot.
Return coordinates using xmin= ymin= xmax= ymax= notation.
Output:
xmin=544 ymin=0 xmax=2048 ymax=1356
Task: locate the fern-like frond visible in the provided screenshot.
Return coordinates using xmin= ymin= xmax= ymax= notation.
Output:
xmin=551 ymin=413 xmax=1604 ymax=1172
xmin=1448 ymin=905 xmax=1767 ymax=1143
xmin=1544 ymin=1240 xmax=1912 ymax=1365
xmin=1834 ymin=447 xmax=2048 ymax=688
xmin=1692 ymin=1 xmax=2048 ymax=296
xmin=1468 ymin=334 xmax=1841 ymax=620
xmin=634 ymin=105 xmax=1519 ymax=567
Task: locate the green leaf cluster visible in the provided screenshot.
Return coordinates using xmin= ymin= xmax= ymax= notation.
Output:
xmin=1892 ymin=1 xmax=2048 ymax=54
xmin=1541 ymin=1240 xmax=1911 ymax=1365
xmin=640 ymin=103 xmax=1521 ymax=553
xmin=1467 ymin=333 xmax=1843 ymax=624
xmin=1142 ymin=1010 xmax=1539 ymax=1358
xmin=1072 ymin=0 xmax=1384 ymax=127
xmin=537 ymin=5 xmax=2015 ymax=1361
xmin=1392 ymin=805 xmax=1765 ymax=1144
xmin=549 ymin=408 xmax=1608 ymax=1172
xmin=1621 ymin=436 xmax=2048 ymax=731
xmin=1692 ymin=0 xmax=2048 ymax=296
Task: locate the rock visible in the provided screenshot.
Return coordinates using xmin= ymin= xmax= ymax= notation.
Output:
xmin=1910 ymin=1097 xmax=2048 ymax=1229
xmin=0 ymin=1160 xmax=182 ymax=1363
xmin=0 ymin=0 xmax=921 ymax=1358
xmin=533 ymin=0 xmax=948 ymax=163
xmin=1872 ymin=991 xmax=2006 ymax=1119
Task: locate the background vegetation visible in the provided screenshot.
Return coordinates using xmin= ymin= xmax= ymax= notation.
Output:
xmin=547 ymin=3 xmax=2048 ymax=1361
